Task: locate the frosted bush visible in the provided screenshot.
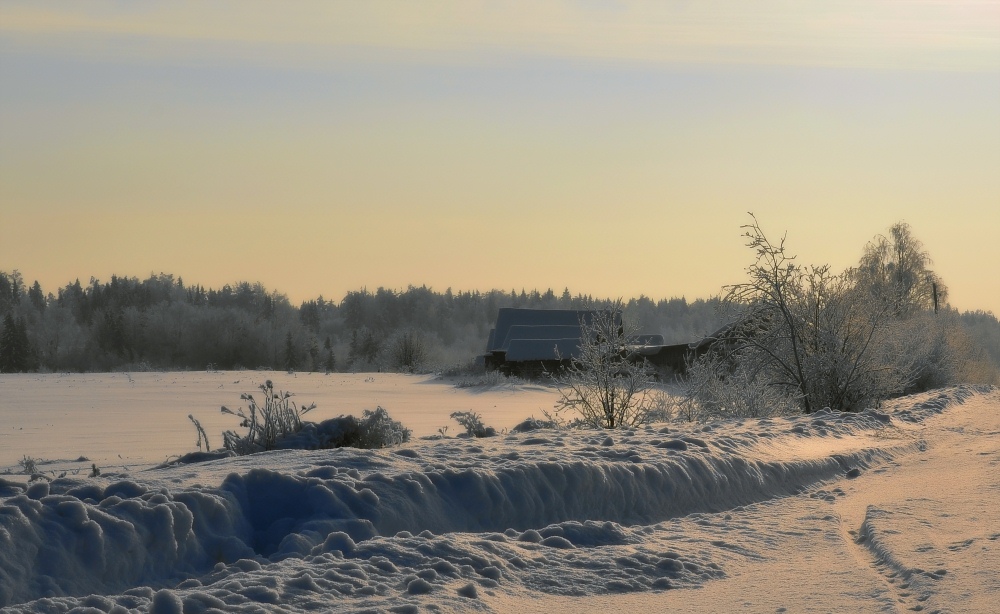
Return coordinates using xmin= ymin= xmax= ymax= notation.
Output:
xmin=221 ymin=380 xmax=316 ymax=454
xmin=677 ymin=350 xmax=797 ymax=421
xmin=451 ymin=411 xmax=497 ymax=437
xmin=454 ymin=370 xmax=524 ymax=389
xmin=18 ymin=455 xmax=38 ymax=475
xmin=552 ymin=300 xmax=658 ymax=429
xmin=183 ymin=382 xmax=411 ymax=459
xmin=357 ymin=406 xmax=412 ymax=448
xmin=439 ymin=358 xmax=484 ymax=378
xmin=273 ymin=406 xmax=412 ymax=451
xmin=511 ymin=417 xmax=558 ymax=432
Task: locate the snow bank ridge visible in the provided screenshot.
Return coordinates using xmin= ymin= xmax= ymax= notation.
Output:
xmin=0 ymin=386 xmax=981 ymax=606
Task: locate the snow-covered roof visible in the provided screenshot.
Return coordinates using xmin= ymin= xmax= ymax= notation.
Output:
xmin=487 ymin=308 xmax=597 ymax=353
xmin=504 ymin=337 xmax=582 ymax=362
xmin=499 ymin=325 xmax=584 ymax=352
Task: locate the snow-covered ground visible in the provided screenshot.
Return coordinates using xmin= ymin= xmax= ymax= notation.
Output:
xmin=0 ymin=371 xmax=560 ymax=470
xmin=1 ymin=374 xmax=998 ymax=613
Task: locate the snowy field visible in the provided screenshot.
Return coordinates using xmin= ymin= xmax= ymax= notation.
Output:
xmin=1 ymin=375 xmax=999 ymax=613
xmin=0 ymin=372 xmax=560 ymax=471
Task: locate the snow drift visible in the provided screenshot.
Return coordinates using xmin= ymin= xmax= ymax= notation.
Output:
xmin=0 ymin=386 xmax=985 ymax=612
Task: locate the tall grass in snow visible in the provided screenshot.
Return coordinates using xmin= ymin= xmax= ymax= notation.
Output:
xmin=221 ymin=380 xmax=315 ymax=454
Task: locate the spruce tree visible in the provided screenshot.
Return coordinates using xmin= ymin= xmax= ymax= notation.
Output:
xmin=14 ymin=317 xmax=32 ymax=371
xmin=284 ymin=330 xmax=298 ymax=370
xmin=0 ymin=313 xmax=15 ymax=372
xmin=324 ymin=337 xmax=336 ymax=373
xmin=0 ymin=313 xmax=30 ymax=373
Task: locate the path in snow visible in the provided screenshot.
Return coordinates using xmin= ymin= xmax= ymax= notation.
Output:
xmin=493 ymin=387 xmax=1000 ymax=613
xmin=839 ymin=390 xmax=1000 ymax=613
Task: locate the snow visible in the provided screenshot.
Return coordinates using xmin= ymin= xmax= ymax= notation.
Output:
xmin=0 ymin=372 xmax=559 ymax=469
xmin=1 ymin=375 xmax=998 ymax=613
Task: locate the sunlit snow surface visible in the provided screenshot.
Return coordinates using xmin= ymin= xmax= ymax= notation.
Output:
xmin=1 ymin=383 xmax=997 ymax=613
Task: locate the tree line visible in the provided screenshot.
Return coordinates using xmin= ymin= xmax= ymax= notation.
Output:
xmin=0 ymin=271 xmax=729 ymax=374
xmin=3 ymin=219 xmax=999 ymax=382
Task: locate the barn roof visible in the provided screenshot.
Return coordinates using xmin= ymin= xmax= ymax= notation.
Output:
xmin=504 ymin=338 xmax=582 ymax=362
xmin=486 ymin=308 xmax=598 ymax=353
xmin=499 ymin=325 xmax=584 ymax=352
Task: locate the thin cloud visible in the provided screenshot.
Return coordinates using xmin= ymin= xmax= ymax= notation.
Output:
xmin=1 ymin=1 xmax=997 ymax=71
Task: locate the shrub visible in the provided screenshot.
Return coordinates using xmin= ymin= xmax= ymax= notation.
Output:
xmin=18 ymin=455 xmax=38 ymax=475
xmin=511 ymin=417 xmax=558 ymax=432
xmin=552 ymin=299 xmax=658 ymax=428
xmin=454 ymin=370 xmax=524 ymax=389
xmin=270 ymin=406 xmax=412 ymax=451
xmin=890 ymin=311 xmax=1000 ymax=391
xmin=220 ymin=380 xmax=316 ymax=454
xmin=440 ymin=357 xmax=484 ymax=378
xmin=677 ymin=350 xmax=797 ymax=421
xmin=451 ymin=411 xmax=497 ymax=437
xmin=643 ymin=388 xmax=684 ymax=423
xmin=206 ymin=382 xmax=409 ymax=456
xmin=356 ymin=406 xmax=412 ymax=448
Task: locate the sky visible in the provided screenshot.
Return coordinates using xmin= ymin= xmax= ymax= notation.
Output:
xmin=1 ymin=1 xmax=998 ymax=313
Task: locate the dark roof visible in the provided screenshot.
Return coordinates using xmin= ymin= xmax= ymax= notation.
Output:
xmin=499 ymin=325 xmax=584 ymax=352
xmin=505 ymin=338 xmax=582 ymax=362
xmin=632 ymin=334 xmax=664 ymax=346
xmin=691 ymin=322 xmax=737 ymax=350
xmin=486 ymin=308 xmax=598 ymax=353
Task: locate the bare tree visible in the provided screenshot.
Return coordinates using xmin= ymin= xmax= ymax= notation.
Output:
xmin=553 ymin=300 xmax=657 ymax=428
xmin=697 ymin=214 xmax=909 ymax=415
xmin=390 ymin=330 xmax=426 ymax=373
xmin=857 ymin=222 xmax=947 ymax=316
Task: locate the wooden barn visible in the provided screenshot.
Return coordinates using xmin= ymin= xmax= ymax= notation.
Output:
xmin=483 ymin=307 xmax=728 ymax=379
xmin=629 ymin=334 xmax=718 ymax=377
xmin=482 ymin=308 xmax=606 ymax=377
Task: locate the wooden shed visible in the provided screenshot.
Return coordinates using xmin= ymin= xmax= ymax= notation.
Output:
xmin=483 ymin=307 xmax=730 ymax=379
xmin=483 ymin=308 xmax=605 ymax=376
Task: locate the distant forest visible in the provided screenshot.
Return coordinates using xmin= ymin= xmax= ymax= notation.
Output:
xmin=1 ymin=270 xmax=998 ymax=376
xmin=0 ymin=270 xmax=738 ymax=373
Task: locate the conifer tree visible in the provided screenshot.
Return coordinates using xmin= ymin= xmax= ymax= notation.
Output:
xmin=0 ymin=313 xmax=31 ymax=372
xmin=324 ymin=337 xmax=336 ymax=373
xmin=0 ymin=313 xmax=15 ymax=372
xmin=284 ymin=330 xmax=298 ymax=370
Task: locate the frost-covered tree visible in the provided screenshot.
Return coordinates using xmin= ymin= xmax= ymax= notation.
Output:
xmin=27 ymin=281 xmax=46 ymax=313
xmin=857 ymin=222 xmax=947 ymax=316
xmin=0 ymin=270 xmax=23 ymax=315
xmin=283 ymin=330 xmax=298 ymax=370
xmin=323 ymin=336 xmax=336 ymax=373
xmin=0 ymin=313 xmax=32 ymax=373
xmin=553 ymin=300 xmax=657 ymax=428
xmin=348 ymin=327 xmax=381 ymax=369
xmin=390 ymin=330 xmax=426 ymax=373
xmin=307 ymin=337 xmax=320 ymax=372
xmin=692 ymin=215 xmax=908 ymax=415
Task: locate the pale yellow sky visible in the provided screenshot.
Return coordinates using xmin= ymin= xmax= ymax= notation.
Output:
xmin=1 ymin=1 xmax=998 ymax=312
